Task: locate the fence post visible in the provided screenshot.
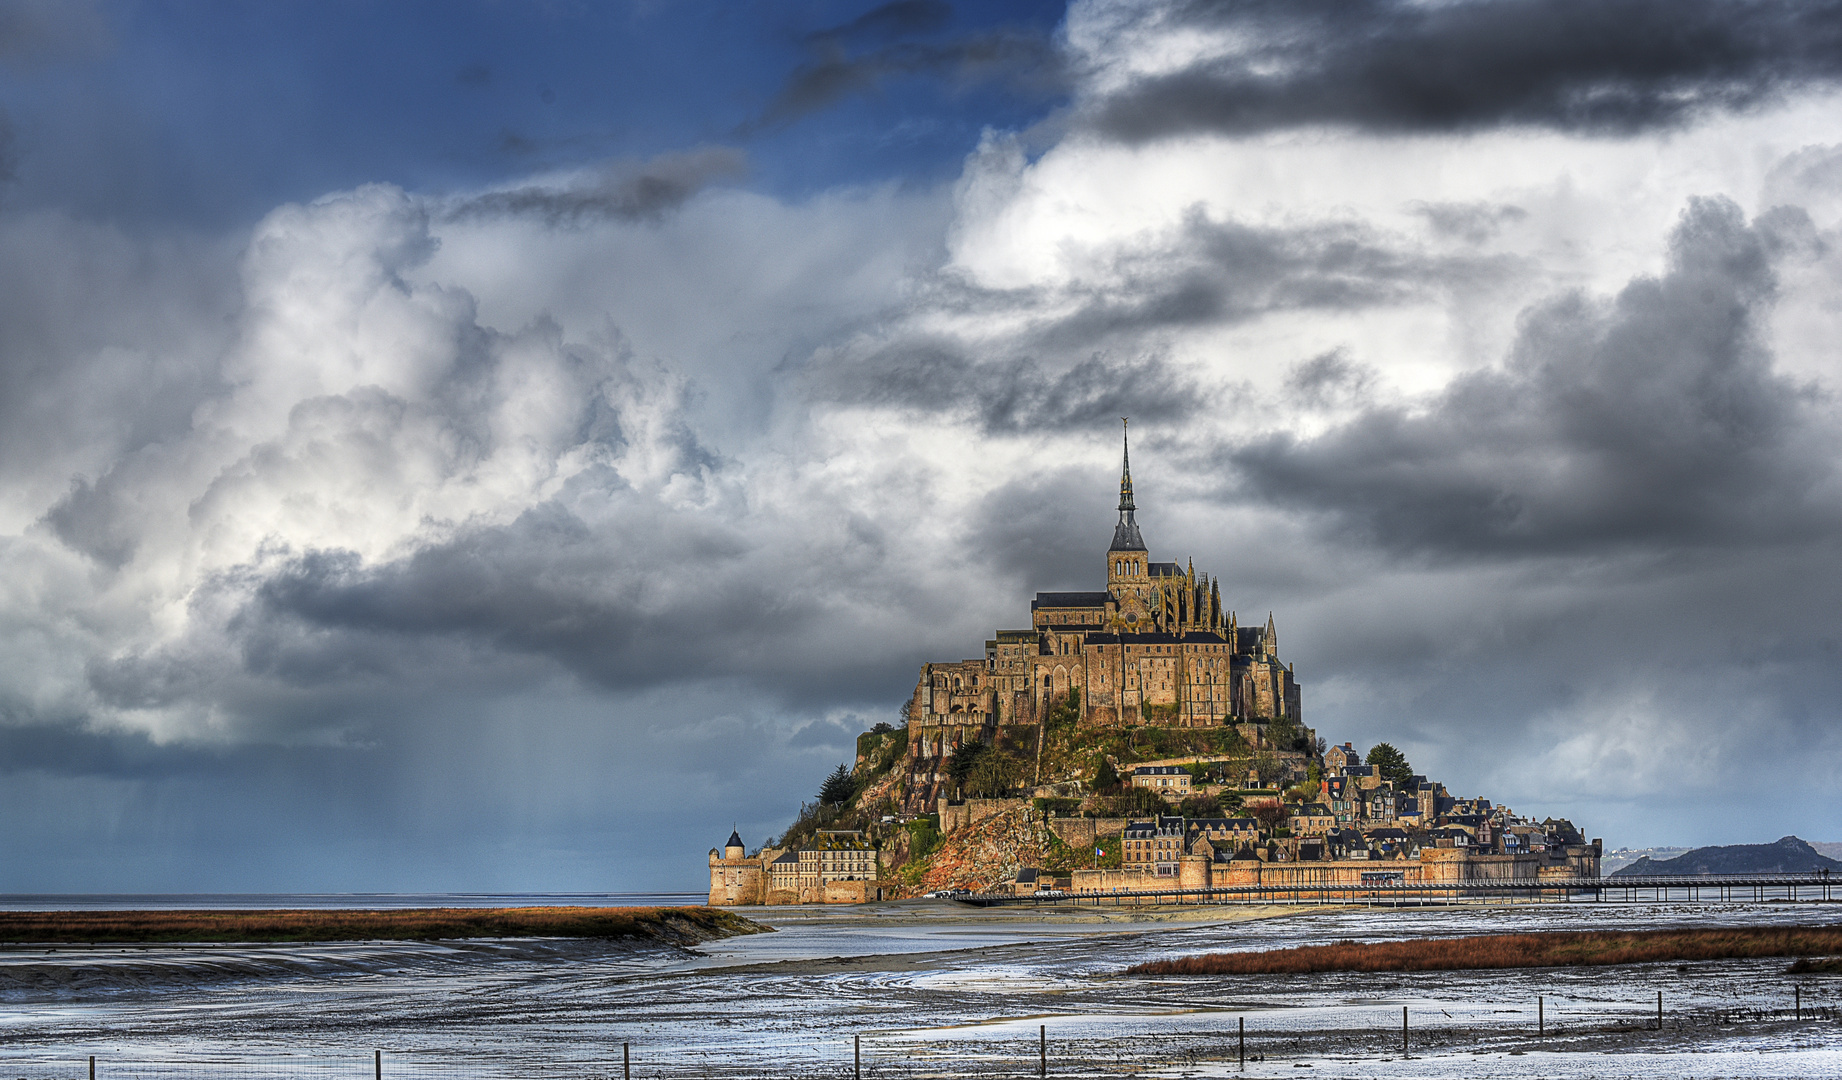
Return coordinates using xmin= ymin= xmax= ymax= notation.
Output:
xmin=374 ymin=1050 xmax=380 ymax=1080
xmin=89 ymin=1057 xmax=95 ymax=1080
xmin=1238 ymin=1016 xmax=1244 ymax=1067
xmin=624 ymin=1043 xmax=630 ymax=1080
xmin=855 ymin=1033 xmax=861 ymax=1080
xmin=1538 ymin=996 xmax=1543 ymax=1036
xmin=1656 ymin=990 xmax=1662 ymax=1030
xmin=1402 ymin=1006 xmax=1408 ymax=1055
xmin=1795 ymin=986 xmax=1801 ymax=1022
xmin=1039 ymin=1024 xmax=1046 ymax=1077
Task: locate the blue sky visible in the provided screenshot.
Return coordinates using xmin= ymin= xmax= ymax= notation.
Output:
xmin=3 ymin=0 xmax=1842 ymax=893
xmin=1 ymin=1 xmax=1065 ymax=225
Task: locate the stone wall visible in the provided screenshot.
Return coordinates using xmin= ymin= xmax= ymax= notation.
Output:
xmin=938 ymin=797 xmax=1032 ymax=834
xmin=1044 ymin=816 xmax=1129 ymax=850
xmin=1065 ymin=848 xmax=1583 ymax=897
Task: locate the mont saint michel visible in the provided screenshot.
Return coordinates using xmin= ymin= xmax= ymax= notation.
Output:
xmin=712 ymin=427 xmax=1601 ymax=906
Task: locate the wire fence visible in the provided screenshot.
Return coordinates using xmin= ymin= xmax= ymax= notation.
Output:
xmin=6 ymin=997 xmax=1838 ymax=1080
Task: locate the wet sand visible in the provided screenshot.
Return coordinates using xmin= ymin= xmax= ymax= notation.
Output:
xmin=0 ymin=900 xmax=1836 ymax=1078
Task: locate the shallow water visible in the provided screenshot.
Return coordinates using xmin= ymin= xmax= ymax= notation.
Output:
xmin=1 ymin=899 xmax=1838 ymax=1078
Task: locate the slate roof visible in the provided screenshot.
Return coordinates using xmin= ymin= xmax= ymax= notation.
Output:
xmin=1032 ymin=592 xmax=1112 ymax=609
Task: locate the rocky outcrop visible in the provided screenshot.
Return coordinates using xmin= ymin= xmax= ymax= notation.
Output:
xmin=916 ymin=805 xmax=1067 ymax=893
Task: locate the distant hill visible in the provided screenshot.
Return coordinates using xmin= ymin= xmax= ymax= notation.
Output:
xmin=1602 ymin=846 xmax=1691 ymax=874
xmin=1610 ymin=836 xmax=1842 ymax=877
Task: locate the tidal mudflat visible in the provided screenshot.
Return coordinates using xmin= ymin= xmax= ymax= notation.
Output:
xmin=0 ymin=900 xmax=1837 ymax=1079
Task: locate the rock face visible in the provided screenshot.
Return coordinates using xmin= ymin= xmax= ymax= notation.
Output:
xmin=1611 ymin=835 xmax=1842 ymax=877
xmin=916 ymin=805 xmax=1067 ymax=893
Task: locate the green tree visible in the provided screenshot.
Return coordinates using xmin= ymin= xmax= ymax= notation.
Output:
xmin=1092 ymin=758 xmax=1121 ymax=793
xmin=1249 ymin=801 xmax=1288 ymax=834
xmin=1177 ymin=793 xmax=1225 ymax=819
xmin=818 ymin=764 xmax=856 ymax=806
xmin=965 ymin=749 xmax=1025 ymax=797
xmin=945 ymin=742 xmax=990 ymax=794
xmin=1115 ymin=785 xmax=1168 ymax=816
xmin=1366 ymin=743 xmax=1414 ymax=789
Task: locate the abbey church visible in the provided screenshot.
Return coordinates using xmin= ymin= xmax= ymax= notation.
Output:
xmin=906 ymin=425 xmax=1302 ymax=795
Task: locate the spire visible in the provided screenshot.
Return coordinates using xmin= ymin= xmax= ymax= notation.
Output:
xmin=1265 ymin=612 xmax=1277 ymax=656
xmin=1109 ymin=418 xmax=1146 ymax=552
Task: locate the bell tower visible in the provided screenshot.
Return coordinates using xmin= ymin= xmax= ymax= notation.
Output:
xmin=1107 ymin=419 xmax=1150 ymax=620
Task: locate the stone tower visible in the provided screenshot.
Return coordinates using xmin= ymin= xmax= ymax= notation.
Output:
xmin=1106 ymin=419 xmax=1152 ymax=627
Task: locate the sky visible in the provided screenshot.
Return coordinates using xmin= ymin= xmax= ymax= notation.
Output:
xmin=1 ymin=0 xmax=1840 ymax=892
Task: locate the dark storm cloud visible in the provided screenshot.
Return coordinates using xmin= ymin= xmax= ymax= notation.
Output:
xmin=1411 ymin=201 xmax=1529 ymax=245
xmin=1087 ymin=0 xmax=1842 ymax=142
xmin=1035 ymin=211 xmax=1489 ymax=345
xmin=220 ymin=490 xmax=947 ymax=712
xmin=755 ymin=3 xmax=1064 ymax=127
xmin=968 ymin=468 xmax=1119 ymax=590
xmin=1231 ymin=197 xmax=1836 ymax=556
xmin=813 ymin=344 xmax=1204 ymax=434
xmin=240 ymin=501 xmax=789 ymax=692
xmin=1283 ymin=349 xmax=1377 ymax=411
xmin=806 ymin=209 xmax=1504 ymax=432
xmin=0 ymin=722 xmax=220 ymax=779
xmin=815 ymin=1 xmax=955 ymax=44
xmin=443 ymin=148 xmax=747 ymax=225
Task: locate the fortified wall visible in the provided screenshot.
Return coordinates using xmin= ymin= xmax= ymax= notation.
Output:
xmin=1071 ymin=840 xmax=1603 ymax=896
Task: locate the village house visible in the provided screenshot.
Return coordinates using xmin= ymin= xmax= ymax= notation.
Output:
xmin=1129 ymin=765 xmax=1193 ymax=795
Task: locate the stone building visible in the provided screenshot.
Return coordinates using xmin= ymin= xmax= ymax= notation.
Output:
xmin=707 ymin=831 xmax=766 ymax=906
xmin=708 ymin=829 xmax=883 ymax=906
xmin=905 ymin=424 xmax=1305 ymax=807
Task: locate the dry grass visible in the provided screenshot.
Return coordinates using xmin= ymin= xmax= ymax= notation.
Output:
xmin=0 ymin=906 xmax=765 ymax=945
xmin=1127 ymin=925 xmax=1842 ymax=976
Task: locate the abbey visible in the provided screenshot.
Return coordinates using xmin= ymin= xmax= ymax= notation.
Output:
xmin=906 ymin=426 xmax=1303 ymax=795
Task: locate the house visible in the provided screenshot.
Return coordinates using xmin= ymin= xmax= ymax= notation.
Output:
xmin=1342 ymin=764 xmax=1382 ymax=790
xmin=1186 ymin=816 xmax=1261 ymax=849
xmin=1129 ymin=764 xmax=1193 ymax=795
xmin=1288 ymin=803 xmax=1337 ymax=837
xmin=817 ymin=830 xmax=878 ymax=882
xmin=768 ymin=850 xmax=801 ymax=896
xmin=1324 ymin=742 xmax=1362 ymax=772
xmin=1122 ymin=815 xmax=1186 ymax=876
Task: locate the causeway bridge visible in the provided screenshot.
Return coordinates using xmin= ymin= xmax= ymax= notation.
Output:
xmin=959 ymin=871 xmax=1840 ymax=907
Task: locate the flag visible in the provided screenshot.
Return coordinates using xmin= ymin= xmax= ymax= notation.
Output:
xmin=1095 ymin=847 xmax=1104 ymax=856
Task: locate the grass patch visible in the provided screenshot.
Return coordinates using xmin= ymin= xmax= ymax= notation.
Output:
xmin=0 ymin=906 xmax=767 ymax=945
xmin=1127 ymin=926 xmax=1842 ymax=976
xmin=1788 ymin=955 xmax=1842 ymax=975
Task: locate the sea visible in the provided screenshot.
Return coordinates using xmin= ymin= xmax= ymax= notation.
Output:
xmin=0 ymin=893 xmax=1838 ymax=1079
